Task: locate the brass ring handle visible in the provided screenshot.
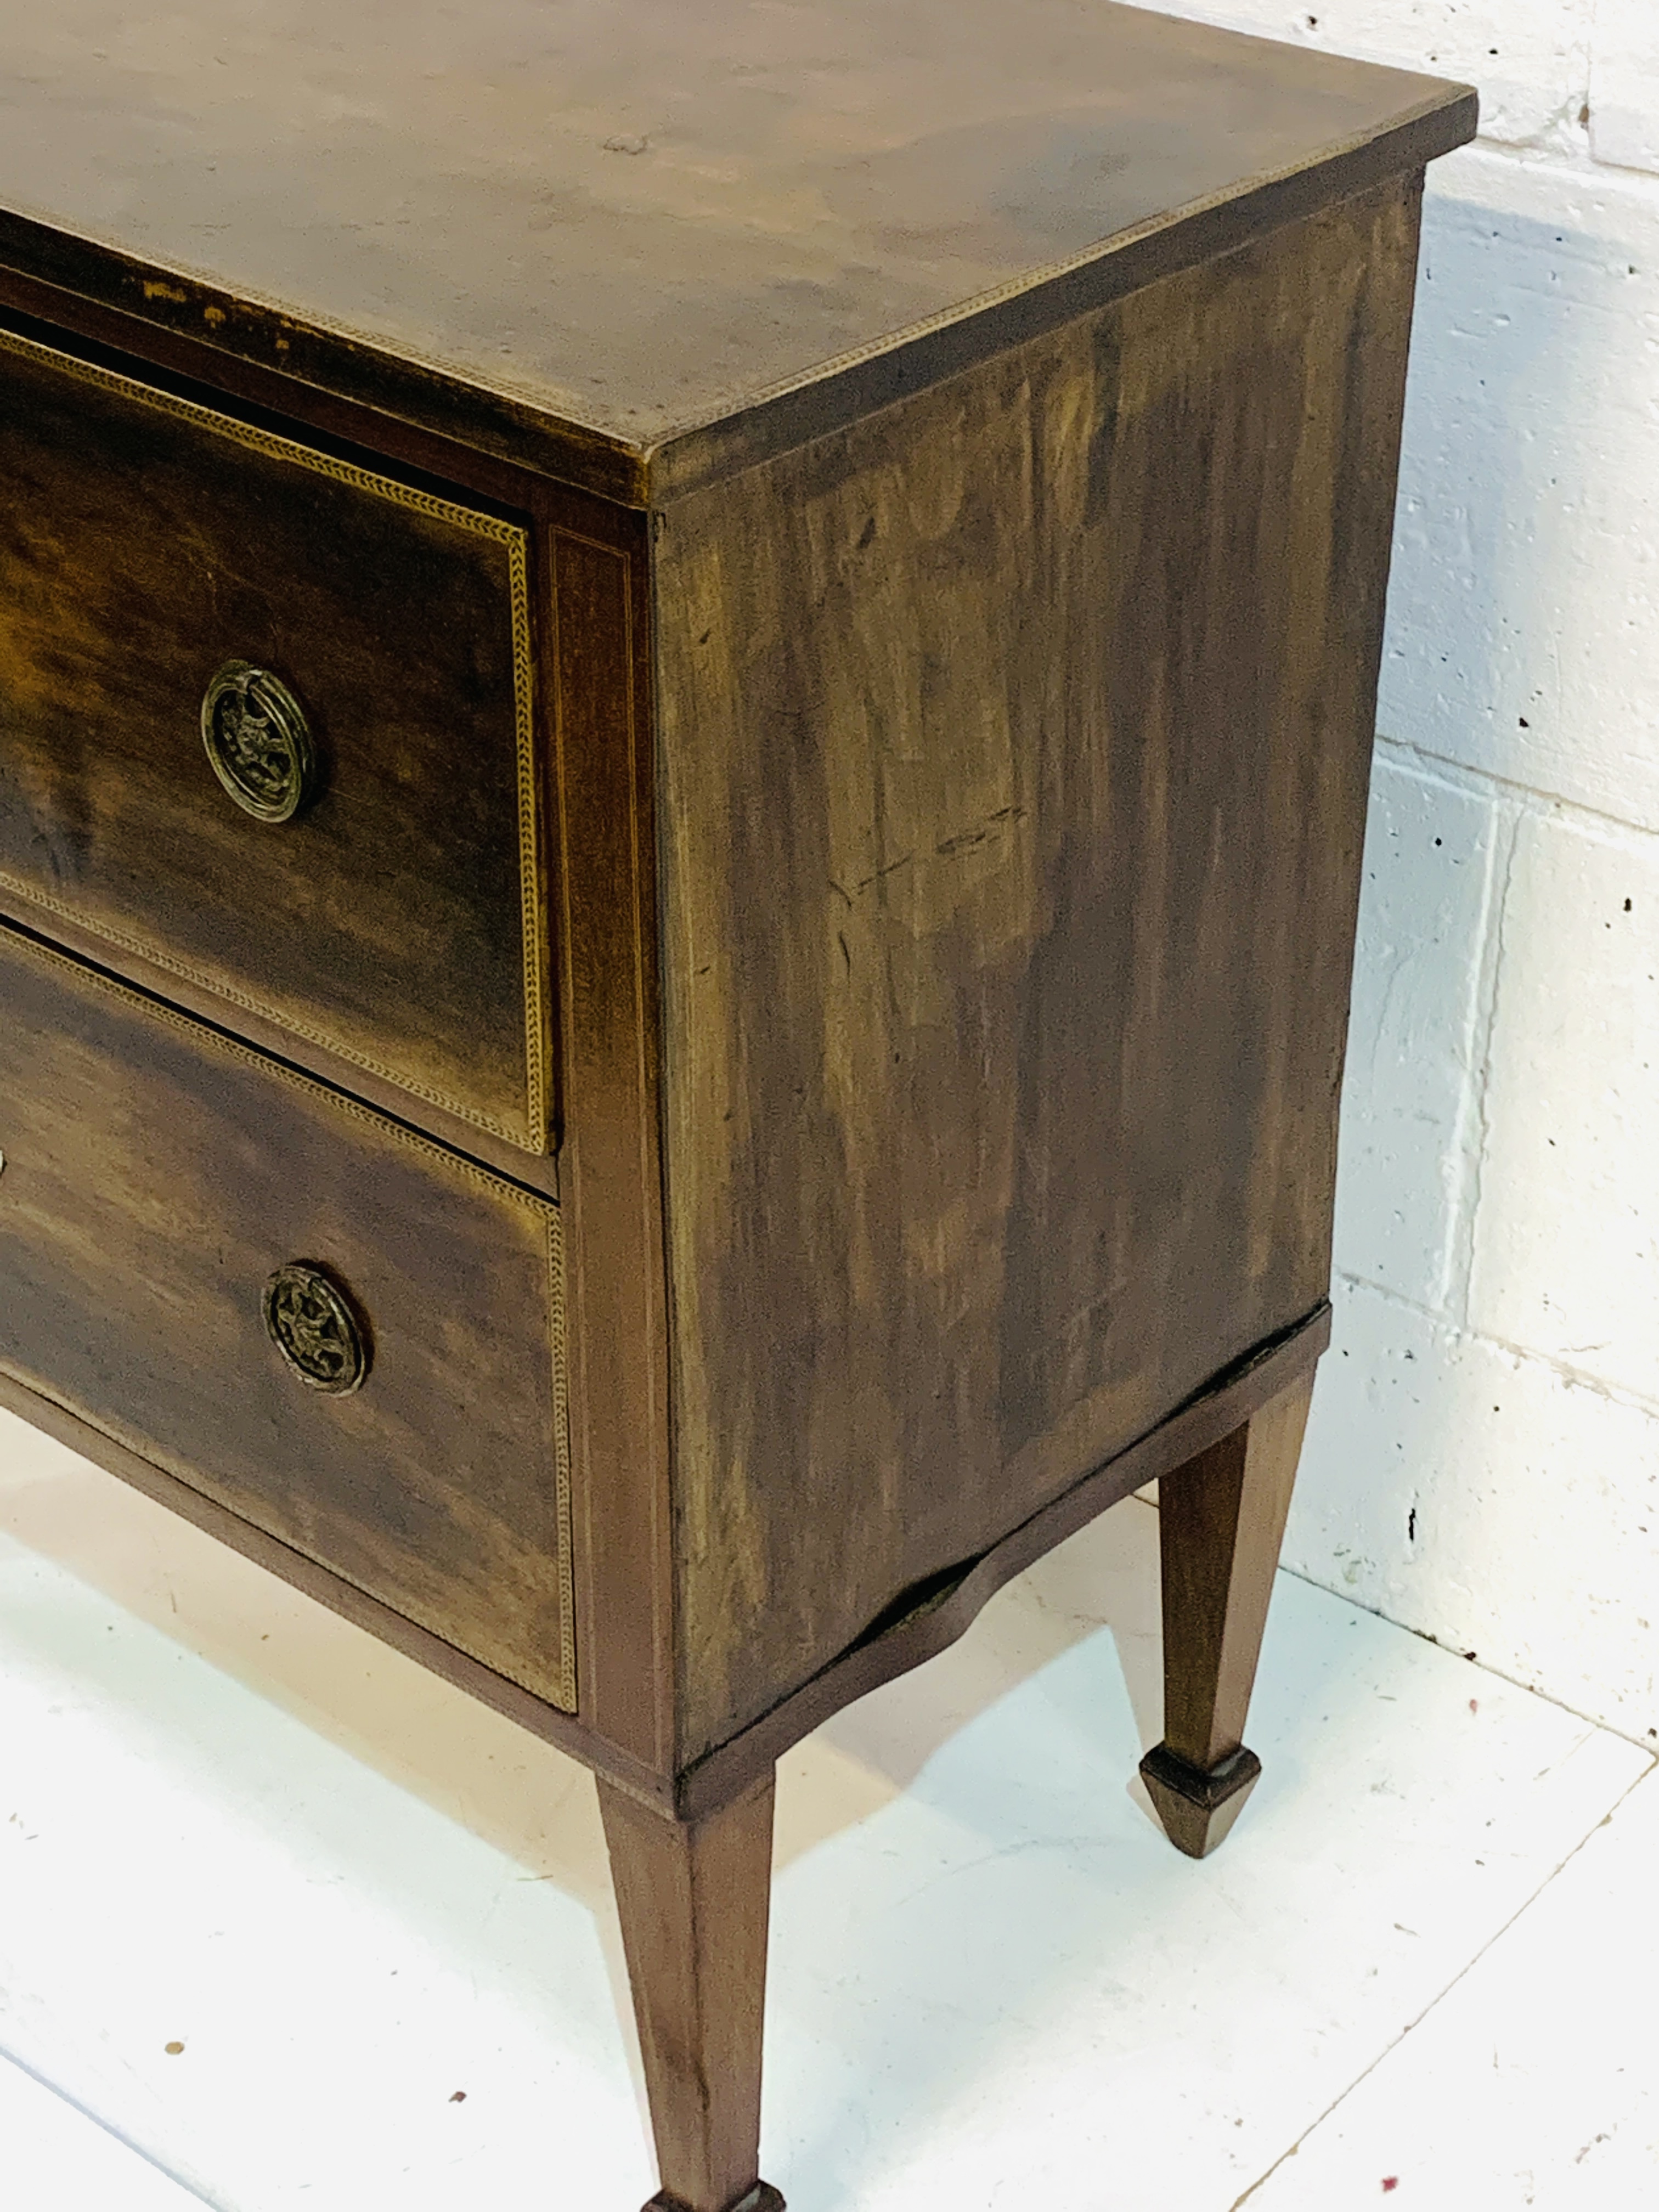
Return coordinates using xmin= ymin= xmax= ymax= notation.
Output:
xmin=201 ymin=661 xmax=317 ymax=822
xmin=263 ymin=1263 xmax=370 ymax=1394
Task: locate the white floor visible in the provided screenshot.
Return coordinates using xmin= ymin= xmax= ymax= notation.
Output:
xmin=1 ymin=1404 xmax=1654 ymax=2212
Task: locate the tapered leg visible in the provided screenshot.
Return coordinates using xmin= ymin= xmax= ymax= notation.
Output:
xmin=599 ymin=1769 xmax=784 ymax=2212
xmin=1139 ymin=1373 xmax=1314 ymax=1859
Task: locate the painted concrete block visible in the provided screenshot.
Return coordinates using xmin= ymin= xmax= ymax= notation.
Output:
xmin=1591 ymin=0 xmax=1659 ymax=174
xmin=1333 ymin=749 xmax=1505 ymax=1310
xmin=1289 ymin=1276 xmax=1659 ymax=1743
xmin=1468 ymin=803 xmax=1659 ymax=1403
xmin=1152 ymin=0 xmax=1590 ymax=146
xmin=1381 ymin=145 xmax=1659 ymax=831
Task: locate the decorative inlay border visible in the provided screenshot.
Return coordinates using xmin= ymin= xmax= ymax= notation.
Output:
xmin=0 ymin=321 xmax=550 ymax=1154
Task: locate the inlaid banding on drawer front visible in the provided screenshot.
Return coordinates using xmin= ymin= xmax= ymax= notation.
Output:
xmin=0 ymin=322 xmax=549 ymax=1152
xmin=0 ymin=923 xmax=575 ymax=1711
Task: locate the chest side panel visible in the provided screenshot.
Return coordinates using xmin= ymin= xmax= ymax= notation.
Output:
xmin=656 ymin=173 xmax=1423 ymax=1762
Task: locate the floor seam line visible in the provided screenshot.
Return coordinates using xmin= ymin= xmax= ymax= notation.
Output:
xmin=1223 ymin=1760 xmax=1658 ymax=2210
xmin=0 ymin=2041 xmax=229 ymax=2212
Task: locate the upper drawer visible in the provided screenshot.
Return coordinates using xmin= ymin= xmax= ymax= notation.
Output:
xmin=0 ymin=325 xmax=549 ymax=1152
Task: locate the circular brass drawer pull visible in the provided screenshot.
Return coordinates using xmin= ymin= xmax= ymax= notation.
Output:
xmin=263 ymin=1262 xmax=370 ymax=1394
xmin=201 ymin=661 xmax=317 ymax=822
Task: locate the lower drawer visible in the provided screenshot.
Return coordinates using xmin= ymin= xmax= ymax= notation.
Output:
xmin=0 ymin=924 xmax=573 ymax=1709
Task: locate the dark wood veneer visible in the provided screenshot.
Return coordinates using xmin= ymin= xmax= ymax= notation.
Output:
xmin=0 ymin=922 xmax=574 ymax=1709
xmin=0 ymin=325 xmax=550 ymax=1152
xmin=0 ymin=5 xmax=1474 ymax=497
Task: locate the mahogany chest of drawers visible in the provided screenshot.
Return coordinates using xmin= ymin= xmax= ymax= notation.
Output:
xmin=0 ymin=8 xmax=1474 ymax=2207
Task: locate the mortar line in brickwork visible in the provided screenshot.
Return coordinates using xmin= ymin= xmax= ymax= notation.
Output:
xmin=1373 ymin=730 xmax=1659 ymax=849
xmin=1452 ymin=131 xmax=1659 ymax=188
xmin=1331 ymin=1270 xmax=1659 ymax=1423
xmin=1455 ymin=1321 xmax=1659 ymax=1423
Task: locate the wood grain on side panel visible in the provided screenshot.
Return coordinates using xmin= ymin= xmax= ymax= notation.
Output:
xmin=654 ymin=176 xmax=1424 ymax=1762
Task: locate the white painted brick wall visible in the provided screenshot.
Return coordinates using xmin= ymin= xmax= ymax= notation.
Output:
xmin=1467 ymin=805 xmax=1659 ymax=1402
xmin=1382 ymin=148 xmax=1659 ymax=830
xmin=1290 ymin=1279 xmax=1659 ymax=1740
xmin=1154 ymin=0 xmax=1593 ymax=145
xmin=1330 ymin=755 xmax=1506 ymax=1311
xmin=1163 ymin=3 xmax=1659 ymax=1742
xmin=1590 ymin=0 xmax=1659 ymax=172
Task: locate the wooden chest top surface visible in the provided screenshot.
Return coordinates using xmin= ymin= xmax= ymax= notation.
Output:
xmin=0 ymin=2 xmax=1470 ymax=487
